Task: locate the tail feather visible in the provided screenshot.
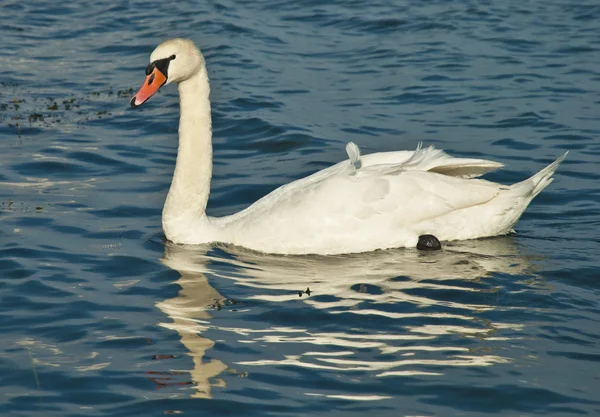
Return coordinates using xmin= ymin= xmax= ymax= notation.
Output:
xmin=511 ymin=152 xmax=568 ymax=198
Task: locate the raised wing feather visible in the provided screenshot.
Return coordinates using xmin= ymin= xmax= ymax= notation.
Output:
xmin=357 ymin=142 xmax=505 ymax=179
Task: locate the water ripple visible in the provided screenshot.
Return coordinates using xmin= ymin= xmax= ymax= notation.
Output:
xmin=2 ymin=0 xmax=600 ymax=415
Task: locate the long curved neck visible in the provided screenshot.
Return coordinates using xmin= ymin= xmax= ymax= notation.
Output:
xmin=163 ymin=67 xmax=212 ymax=229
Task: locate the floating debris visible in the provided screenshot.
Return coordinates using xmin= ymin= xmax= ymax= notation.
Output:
xmin=28 ymin=113 xmax=44 ymax=123
xmin=152 ymin=354 xmax=176 ymax=360
xmin=0 ymin=85 xmax=131 ymax=135
xmin=298 ymin=287 xmax=312 ymax=297
xmin=117 ymin=88 xmax=134 ymax=97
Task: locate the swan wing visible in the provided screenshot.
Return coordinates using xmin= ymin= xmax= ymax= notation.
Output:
xmin=286 ymin=170 xmax=501 ymax=227
xmin=224 ymin=144 xmax=502 ymax=232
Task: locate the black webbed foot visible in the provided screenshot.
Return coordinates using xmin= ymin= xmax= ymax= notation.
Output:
xmin=417 ymin=234 xmax=442 ymax=251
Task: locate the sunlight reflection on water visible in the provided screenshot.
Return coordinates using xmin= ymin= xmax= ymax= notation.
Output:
xmin=158 ymin=237 xmax=534 ymax=400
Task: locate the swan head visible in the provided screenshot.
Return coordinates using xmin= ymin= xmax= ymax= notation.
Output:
xmin=130 ymin=38 xmax=204 ymax=108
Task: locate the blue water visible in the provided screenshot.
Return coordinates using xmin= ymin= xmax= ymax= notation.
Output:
xmin=2 ymin=0 xmax=600 ymax=415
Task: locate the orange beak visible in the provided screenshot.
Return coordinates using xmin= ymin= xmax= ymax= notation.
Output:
xmin=130 ymin=67 xmax=167 ymax=108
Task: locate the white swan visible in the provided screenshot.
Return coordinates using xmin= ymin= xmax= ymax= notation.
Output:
xmin=130 ymin=39 xmax=566 ymax=255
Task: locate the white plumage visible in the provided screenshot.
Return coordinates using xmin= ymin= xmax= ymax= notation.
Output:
xmin=131 ymin=39 xmax=567 ymax=255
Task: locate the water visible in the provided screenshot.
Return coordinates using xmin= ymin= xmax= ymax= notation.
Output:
xmin=2 ymin=0 xmax=600 ymax=415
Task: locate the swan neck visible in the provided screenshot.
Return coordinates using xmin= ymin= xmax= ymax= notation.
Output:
xmin=163 ymin=68 xmax=212 ymax=230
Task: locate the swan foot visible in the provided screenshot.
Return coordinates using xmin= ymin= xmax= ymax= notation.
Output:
xmin=417 ymin=234 xmax=442 ymax=251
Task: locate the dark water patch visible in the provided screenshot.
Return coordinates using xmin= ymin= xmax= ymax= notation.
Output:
xmin=216 ymin=117 xmax=285 ymax=143
xmin=548 ymin=350 xmax=600 ymax=362
xmin=492 ymin=138 xmax=539 ymax=150
xmin=418 ymin=383 xmax=595 ymax=413
xmin=421 ymin=75 xmax=470 ymax=82
xmin=382 ymin=92 xmax=475 ymax=106
xmin=546 ymin=266 xmax=600 ymax=292
xmin=234 ymin=132 xmax=316 ymax=154
xmin=538 ymin=325 xmax=597 ymax=347
xmin=1 ymin=260 xmax=35 ymax=279
xmin=340 ymin=127 xmax=380 ymax=137
xmin=13 ymin=279 xmax=73 ymax=299
xmin=559 ymin=169 xmax=600 ymax=180
xmin=114 ymin=397 xmax=292 ymax=417
xmin=97 ymin=336 xmax=153 ymax=349
xmin=67 ymin=151 xmax=146 ymax=173
xmin=86 ymin=229 xmax=146 ymax=240
xmin=44 ymin=272 xmax=87 ymax=285
xmin=0 ymin=246 xmax=95 ymax=266
xmin=543 ymin=134 xmax=592 ymax=142
xmin=435 ymin=62 xmax=470 ymax=71
xmin=95 ymin=44 xmax=155 ymax=56
xmin=90 ymin=205 xmax=160 ymax=219
xmin=1 ymin=295 xmax=57 ymax=314
xmin=273 ymin=89 xmax=309 ymax=95
xmin=87 ymin=255 xmax=160 ymax=279
xmin=208 ymin=183 xmax=278 ymax=211
xmin=553 ymin=45 xmax=598 ymax=54
xmin=486 ymin=36 xmax=544 ymax=52
xmin=226 ymin=96 xmax=283 ymax=111
xmin=105 ymin=143 xmax=167 ymax=159
xmin=485 ymin=72 xmax=551 ymax=80
xmin=541 ymin=86 xmax=589 ymax=94
xmin=466 ymin=112 xmax=567 ymax=130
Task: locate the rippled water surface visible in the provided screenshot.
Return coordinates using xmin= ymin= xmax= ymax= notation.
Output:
xmin=2 ymin=0 xmax=600 ymax=415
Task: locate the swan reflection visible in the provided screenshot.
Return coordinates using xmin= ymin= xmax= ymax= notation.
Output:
xmin=156 ymin=244 xmax=227 ymax=399
xmin=157 ymin=237 xmax=536 ymax=398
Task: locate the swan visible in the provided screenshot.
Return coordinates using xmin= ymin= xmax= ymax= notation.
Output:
xmin=130 ymin=38 xmax=566 ymax=255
